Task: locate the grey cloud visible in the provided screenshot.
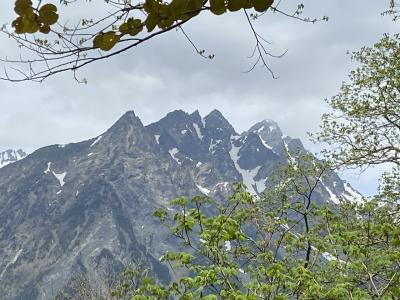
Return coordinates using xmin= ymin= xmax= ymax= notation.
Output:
xmin=0 ymin=1 xmax=397 ymax=193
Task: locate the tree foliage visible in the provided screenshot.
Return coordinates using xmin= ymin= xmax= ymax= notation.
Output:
xmin=6 ymin=3 xmax=399 ymax=299
xmin=1 ymin=0 xmax=325 ymax=82
xmin=100 ymin=31 xmax=400 ymax=300
xmin=1 ymin=1 xmax=396 ymax=82
xmin=103 ymin=153 xmax=400 ymax=299
xmin=315 ymin=34 xmax=400 ymax=170
xmin=383 ymin=0 xmax=400 ymax=21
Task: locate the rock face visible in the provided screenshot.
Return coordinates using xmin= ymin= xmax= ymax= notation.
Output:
xmin=0 ymin=149 xmax=26 ymax=168
xmin=0 ymin=110 xmax=362 ymax=299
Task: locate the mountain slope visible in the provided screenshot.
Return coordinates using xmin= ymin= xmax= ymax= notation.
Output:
xmin=0 ymin=110 xmax=362 ymax=299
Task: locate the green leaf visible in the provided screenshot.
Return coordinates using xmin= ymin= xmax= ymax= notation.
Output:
xmin=12 ymin=17 xmax=26 ymax=34
xmin=169 ymin=0 xmax=187 ymax=19
xmin=12 ymin=13 xmax=39 ymax=34
xmin=154 ymin=208 xmax=168 ymax=221
xmin=144 ymin=0 xmax=160 ymax=14
xmin=182 ymin=0 xmax=203 ymax=19
xmin=227 ymin=0 xmax=245 ymax=12
xmin=119 ymin=18 xmax=143 ymax=36
xmin=14 ymin=0 xmax=33 ymax=16
xmin=93 ymin=31 xmax=120 ymax=51
xmin=252 ymin=0 xmax=274 ymax=12
xmin=171 ymin=197 xmax=188 ymax=206
xmin=159 ymin=16 xmax=175 ymax=29
xmin=39 ymin=3 xmax=59 ymax=25
xmin=201 ymin=295 xmax=218 ymax=300
xmin=39 ymin=24 xmax=51 ymax=34
xmin=146 ymin=13 xmax=158 ymax=32
xmin=210 ymin=0 xmax=226 ymax=15
xmin=143 ymin=277 xmax=153 ymax=285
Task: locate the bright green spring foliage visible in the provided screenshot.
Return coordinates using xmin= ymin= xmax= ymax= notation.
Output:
xmin=12 ymin=0 xmax=274 ymax=51
xmin=315 ymin=34 xmax=400 ymax=170
xmin=71 ymin=32 xmax=400 ymax=297
xmin=314 ymin=33 xmax=400 ymax=246
xmin=108 ymin=153 xmax=400 ymax=299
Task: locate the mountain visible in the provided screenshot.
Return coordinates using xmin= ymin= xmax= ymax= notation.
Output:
xmin=0 ymin=149 xmax=26 ymax=168
xmin=0 ymin=110 xmax=362 ymax=299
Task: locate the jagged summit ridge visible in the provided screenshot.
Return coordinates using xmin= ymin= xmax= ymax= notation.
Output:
xmin=0 ymin=149 xmax=26 ymax=168
xmin=249 ymin=119 xmax=282 ymax=132
xmin=106 ymin=110 xmax=142 ymax=133
xmin=203 ymin=109 xmax=237 ymax=136
xmin=0 ymin=108 xmax=363 ymax=300
xmin=145 ymin=109 xmax=350 ymax=200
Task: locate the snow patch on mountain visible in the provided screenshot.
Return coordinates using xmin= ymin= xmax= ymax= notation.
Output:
xmin=44 ymin=162 xmax=52 ymax=174
xmin=193 ymin=123 xmax=203 ymax=140
xmin=90 ymin=135 xmax=102 ymax=148
xmin=259 ymin=137 xmax=273 ymax=150
xmin=224 ymin=241 xmax=232 ymax=251
xmin=44 ymin=162 xmax=67 ymax=187
xmin=283 ymin=140 xmax=296 ymax=165
xmin=168 ymin=148 xmax=181 ymax=164
xmin=196 ymin=184 xmax=211 ymax=196
xmin=216 ymin=182 xmax=229 ymax=189
xmin=323 ymin=184 xmax=340 ymax=204
xmin=229 ymin=142 xmax=261 ymax=195
xmin=255 ymin=177 xmax=267 ymax=194
xmin=53 ymin=172 xmax=67 ymax=187
xmin=0 ymin=249 xmax=23 ymax=280
xmin=343 ymin=183 xmax=364 ymax=204
xmin=209 ymin=139 xmax=222 ymax=153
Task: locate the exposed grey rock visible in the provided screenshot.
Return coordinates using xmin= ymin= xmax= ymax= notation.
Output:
xmin=0 ymin=149 xmax=26 ymax=168
xmin=0 ymin=109 xmax=362 ymax=299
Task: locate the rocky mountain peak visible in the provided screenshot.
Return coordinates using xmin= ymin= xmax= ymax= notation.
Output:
xmin=107 ymin=110 xmax=142 ymax=132
xmin=148 ymin=110 xmax=198 ymax=131
xmin=94 ymin=110 xmax=160 ymax=155
xmin=248 ymin=119 xmax=291 ymax=155
xmin=0 ymin=108 xmax=363 ymax=300
xmin=105 ymin=110 xmax=146 ymax=138
xmin=164 ymin=109 xmax=189 ymax=123
xmin=189 ymin=110 xmax=202 ymax=126
xmin=204 ymin=109 xmax=232 ymax=128
xmin=0 ymin=149 xmax=26 ymax=168
xmin=249 ymin=119 xmax=283 ymax=139
xmin=204 ymin=109 xmax=237 ymax=139
xmin=234 ymin=132 xmax=280 ymax=171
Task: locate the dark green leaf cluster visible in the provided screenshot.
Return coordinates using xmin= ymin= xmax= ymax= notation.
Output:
xmin=93 ymin=0 xmax=275 ymax=51
xmin=13 ymin=0 xmax=275 ymax=52
xmin=12 ymin=0 xmax=58 ymax=34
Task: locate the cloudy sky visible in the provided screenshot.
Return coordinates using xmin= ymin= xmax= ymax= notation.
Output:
xmin=0 ymin=1 xmax=397 ymax=195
